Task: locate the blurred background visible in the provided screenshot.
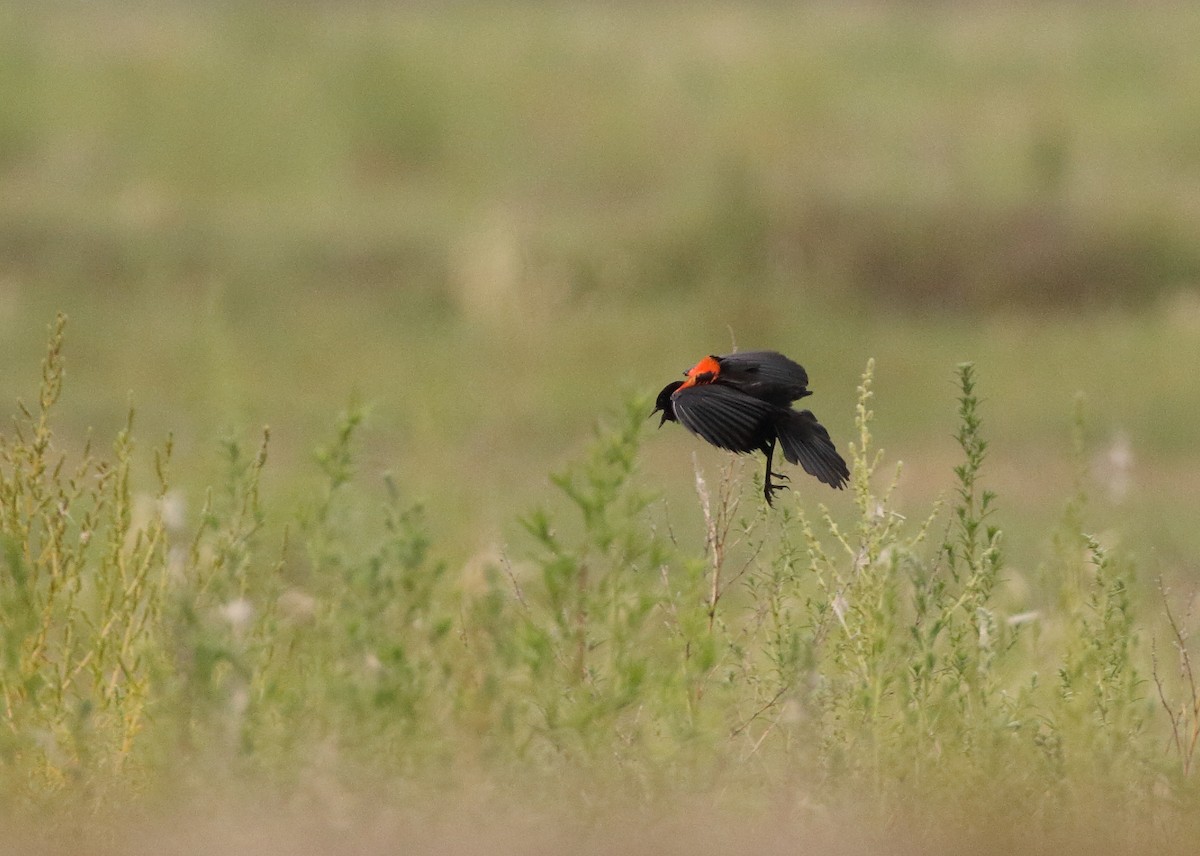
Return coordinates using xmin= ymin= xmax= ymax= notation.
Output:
xmin=0 ymin=2 xmax=1197 ymax=575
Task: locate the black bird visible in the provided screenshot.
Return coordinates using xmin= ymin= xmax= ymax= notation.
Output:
xmin=652 ymin=351 xmax=849 ymax=505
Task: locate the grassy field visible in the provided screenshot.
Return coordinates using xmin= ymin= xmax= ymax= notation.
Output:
xmin=2 ymin=2 xmax=1200 ymax=852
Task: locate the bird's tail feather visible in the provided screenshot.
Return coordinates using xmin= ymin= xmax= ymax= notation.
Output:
xmin=776 ymin=410 xmax=850 ymax=489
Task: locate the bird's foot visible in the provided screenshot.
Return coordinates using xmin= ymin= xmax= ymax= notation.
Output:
xmin=764 ymin=481 xmax=790 ymax=506
xmin=770 ymin=471 xmax=789 ymax=481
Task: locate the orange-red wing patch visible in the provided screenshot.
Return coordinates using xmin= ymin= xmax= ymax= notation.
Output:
xmin=679 ymin=354 xmax=722 ymax=390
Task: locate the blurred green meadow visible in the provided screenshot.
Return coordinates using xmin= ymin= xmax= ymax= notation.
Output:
xmin=2 ymin=1 xmax=1200 ymax=851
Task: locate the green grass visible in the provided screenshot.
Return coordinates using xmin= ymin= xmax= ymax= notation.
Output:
xmin=3 ymin=2 xmax=1199 ymax=303
xmin=2 ymin=320 xmax=1198 ymax=852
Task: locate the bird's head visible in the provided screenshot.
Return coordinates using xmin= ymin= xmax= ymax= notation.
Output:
xmin=651 ymin=381 xmax=683 ymax=426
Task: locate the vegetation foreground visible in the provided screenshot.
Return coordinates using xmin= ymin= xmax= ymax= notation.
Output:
xmin=3 ymin=316 xmax=1200 ymax=853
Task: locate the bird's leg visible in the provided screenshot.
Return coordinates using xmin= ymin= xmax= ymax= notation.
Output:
xmin=763 ymin=441 xmax=789 ymax=506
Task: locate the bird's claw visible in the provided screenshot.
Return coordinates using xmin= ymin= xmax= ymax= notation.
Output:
xmin=764 ymin=482 xmax=790 ymax=506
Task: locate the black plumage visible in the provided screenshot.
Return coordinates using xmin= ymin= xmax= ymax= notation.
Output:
xmin=652 ymin=351 xmax=849 ymax=505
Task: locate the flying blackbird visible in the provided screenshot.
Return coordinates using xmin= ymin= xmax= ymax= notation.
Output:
xmin=652 ymin=350 xmax=849 ymax=505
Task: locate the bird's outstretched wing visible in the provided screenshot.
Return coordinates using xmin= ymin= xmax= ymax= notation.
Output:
xmin=671 ymin=384 xmax=775 ymax=454
xmin=716 ymin=351 xmax=810 ymax=400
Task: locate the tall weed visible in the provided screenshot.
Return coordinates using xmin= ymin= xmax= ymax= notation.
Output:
xmin=0 ymin=318 xmax=1188 ymax=838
